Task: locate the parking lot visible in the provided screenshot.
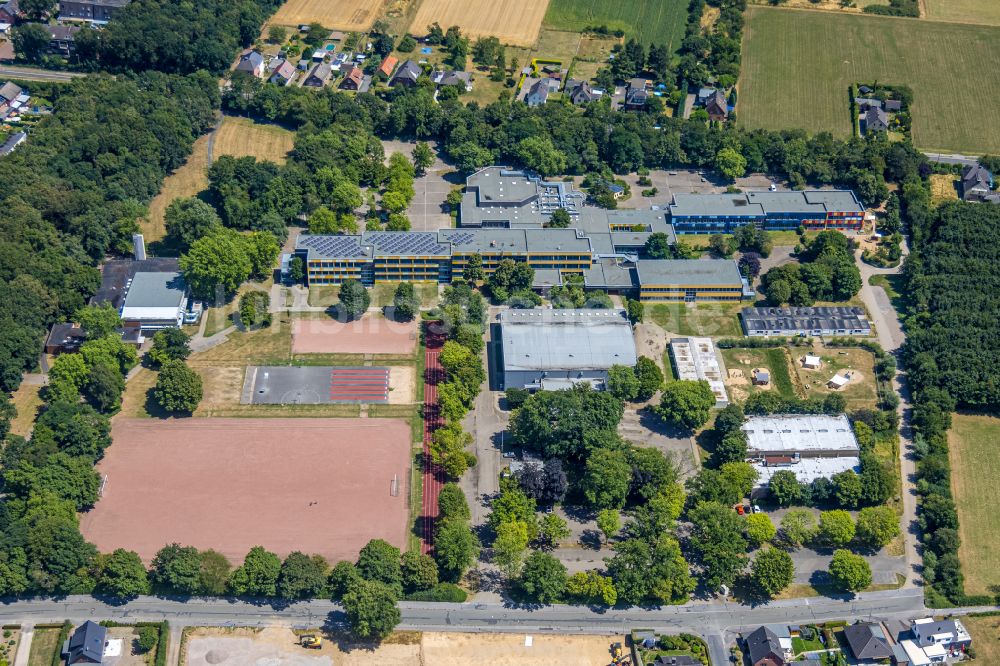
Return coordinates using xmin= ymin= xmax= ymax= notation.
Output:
xmin=382 ymin=139 xmax=458 ymax=232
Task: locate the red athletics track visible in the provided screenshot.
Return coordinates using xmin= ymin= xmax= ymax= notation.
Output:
xmin=421 ymin=323 xmax=447 ymax=554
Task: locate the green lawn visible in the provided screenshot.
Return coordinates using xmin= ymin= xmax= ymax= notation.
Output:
xmin=948 ymin=413 xmax=1000 ymax=596
xmin=371 ymin=282 xmax=440 ymax=309
xmin=27 ymin=628 xmax=61 ymax=666
xmin=544 ymin=0 xmax=689 ymax=50
xmin=647 ymin=302 xmax=744 ymax=337
xmin=721 ymin=347 xmax=797 ymax=400
xmin=739 ymin=7 xmax=1000 ymax=153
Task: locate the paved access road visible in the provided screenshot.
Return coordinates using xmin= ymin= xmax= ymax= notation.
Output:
xmin=0 ymin=66 xmax=84 ymax=82
xmin=923 ymin=152 xmax=979 ymax=167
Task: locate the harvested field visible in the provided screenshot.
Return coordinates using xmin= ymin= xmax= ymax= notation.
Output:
xmin=739 ymin=7 xmax=1000 ymax=154
xmin=270 ymin=0 xmax=385 ymax=32
xmin=292 ymin=316 xmax=419 ymax=355
xmin=186 ymin=627 xmax=620 ymax=665
xmin=961 ymin=616 xmax=1000 ymax=663
xmin=925 ymin=0 xmax=1000 ymax=25
xmin=410 ymin=0 xmax=549 ymax=47
xmin=929 ymin=174 xmax=959 ymax=204
xmin=212 ymin=116 xmax=295 ymax=164
xmin=948 ymin=413 xmax=1000 ymax=596
xmin=144 ymin=133 xmax=210 ymax=242
xmin=80 ymin=418 xmax=411 ymax=563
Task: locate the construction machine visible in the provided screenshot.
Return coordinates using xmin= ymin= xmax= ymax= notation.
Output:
xmin=300 ymin=635 xmax=322 ymax=649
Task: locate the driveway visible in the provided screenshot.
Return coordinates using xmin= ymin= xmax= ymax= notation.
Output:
xmin=381 ymin=139 xmax=457 ymax=232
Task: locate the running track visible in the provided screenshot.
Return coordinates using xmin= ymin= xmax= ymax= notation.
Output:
xmin=421 ymin=324 xmax=446 ymax=554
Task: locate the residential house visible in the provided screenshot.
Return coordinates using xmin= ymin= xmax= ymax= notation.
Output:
xmin=303 ymin=62 xmax=333 ymax=87
xmin=855 ymin=97 xmax=882 ymax=111
xmin=628 ymin=77 xmax=650 ymax=93
xmin=696 ymin=86 xmax=717 ymax=106
xmin=843 ymin=622 xmax=894 ymax=662
xmin=311 ymin=49 xmax=325 ymax=62
xmin=62 ymin=620 xmax=107 ymax=664
xmin=269 ymin=59 xmax=296 ymax=86
xmin=0 ymin=80 xmax=21 ymax=108
xmin=885 ymin=99 xmax=902 ymax=111
xmin=565 ymin=78 xmax=599 ymax=105
xmin=862 ymin=106 xmax=889 ymax=134
xmin=744 ymin=626 xmax=789 ymax=666
xmin=911 ymin=618 xmax=971 ymax=653
xmin=624 ymin=85 xmax=647 ymax=110
xmin=961 ymin=163 xmax=994 ymax=201
xmin=58 ymin=0 xmax=130 ymax=22
xmin=327 ymin=30 xmax=344 ymax=42
xmin=858 ymin=84 xmax=873 ymax=94
xmin=0 ymin=0 xmax=20 ymax=23
xmin=652 ymin=656 xmax=701 ymax=666
xmin=378 ymin=54 xmax=398 ymax=78
xmin=296 ymin=58 xmax=310 ymax=71
xmin=706 ymin=89 xmax=728 ymax=121
xmin=339 ymin=65 xmax=363 ymax=90
xmin=0 ymin=40 xmax=12 ymax=62
xmin=234 ymin=49 xmax=265 ymax=78
xmin=390 ymin=59 xmax=422 ymax=87
xmin=44 ymin=322 xmax=87 ymax=355
xmin=521 ymin=77 xmax=558 ymax=106
xmin=432 ymin=70 xmax=472 ymax=91
xmin=46 ymin=24 xmax=80 ymax=56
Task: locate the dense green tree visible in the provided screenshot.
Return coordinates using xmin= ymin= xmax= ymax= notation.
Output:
xmin=749 ymin=548 xmax=794 ymax=599
xmin=565 ymin=570 xmax=617 ymax=606
xmin=514 ymin=136 xmax=567 ymax=177
xmin=150 ymin=543 xmax=202 ymax=595
xmin=165 ymin=198 xmax=223 ymax=249
xmin=509 ymin=384 xmax=624 ymax=460
xmin=180 ymin=229 xmax=253 ymax=299
xmin=768 ymin=470 xmax=804 ymax=507
xmin=74 ymin=303 xmax=123 ymax=339
xmin=780 ymin=509 xmax=818 ymax=548
xmin=745 ymin=513 xmax=777 ymax=546
xmin=98 ymin=549 xmax=149 ymax=599
xmin=828 ymin=549 xmax=871 ymax=592
xmin=582 ymin=448 xmax=631 ymax=510
xmin=153 ymin=360 xmax=203 ymax=414
xmin=278 ymin=552 xmax=328 ymax=599
xmin=198 ymin=550 xmax=231 ymax=596
xmin=832 ymin=470 xmax=862 ymax=508
xmin=342 ymin=579 xmax=401 ymax=640
xmin=400 ymin=551 xmax=438 ymax=593
xmin=634 ymin=356 xmax=664 ymax=401
xmin=536 ymin=513 xmax=571 ymax=549
xmin=518 ymin=551 xmax=567 ymax=604
xmin=356 ymin=539 xmax=403 ymax=592
xmin=606 ymin=364 xmax=640 ymax=401
xmin=80 ymin=335 xmax=138 ymax=376
xmin=687 ymin=501 xmax=748 ymax=590
xmin=148 ymin=328 xmax=191 ymax=367
xmin=337 ymin=279 xmax=370 ymax=320
xmin=855 ymin=506 xmax=900 ymax=549
xmin=493 ymin=520 xmax=530 ymax=578
xmin=549 ymin=208 xmax=572 ymax=228
xmin=433 ymin=520 xmax=479 ymax=582
xmin=656 ymin=380 xmax=715 ymax=430
xmin=644 ymin=232 xmax=673 ymax=259
xmin=228 ymin=546 xmax=281 ymax=597
xmin=392 ymin=282 xmax=420 ymax=321
xmin=818 ymin=510 xmax=856 ymax=547
xmin=328 ymin=560 xmax=362 ymax=600
xmin=715 ymin=147 xmax=747 ymax=181
xmin=11 ymin=23 xmax=50 ymax=62
xmin=437 ymin=484 xmax=471 ymax=522
xmin=84 ymin=362 xmax=125 ymax=413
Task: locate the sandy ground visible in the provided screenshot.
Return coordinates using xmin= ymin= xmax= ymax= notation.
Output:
xmin=633 ymin=322 xmax=670 ymax=373
xmin=388 ymin=365 xmax=415 ymax=404
xmin=292 ymin=317 xmax=419 ymax=355
xmin=185 ymin=628 xmax=620 ymax=666
xmin=80 ymin=418 xmax=411 ymax=563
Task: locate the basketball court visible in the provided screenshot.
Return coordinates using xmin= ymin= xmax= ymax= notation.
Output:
xmin=242 ymin=366 xmax=389 ymax=404
xmin=80 ymin=418 xmax=411 ymax=563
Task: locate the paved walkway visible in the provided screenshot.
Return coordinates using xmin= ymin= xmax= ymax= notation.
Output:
xmin=12 ymin=624 xmax=32 ymax=666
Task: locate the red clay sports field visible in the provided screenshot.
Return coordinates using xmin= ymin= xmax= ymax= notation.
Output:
xmin=80 ymin=418 xmax=411 ymax=564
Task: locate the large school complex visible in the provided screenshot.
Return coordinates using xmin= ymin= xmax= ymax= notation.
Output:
xmin=293 ymin=167 xmax=865 ymax=302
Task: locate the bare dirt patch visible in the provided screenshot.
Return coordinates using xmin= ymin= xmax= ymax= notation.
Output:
xmin=410 ymin=0 xmax=549 ymax=46
xmin=270 ymin=0 xmax=386 ymax=32
xmin=292 ymin=316 xmax=419 ymax=355
xmin=80 ymin=418 xmax=411 ymax=563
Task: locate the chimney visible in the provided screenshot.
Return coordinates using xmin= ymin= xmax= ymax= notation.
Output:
xmin=132 ymin=233 xmax=146 ymax=261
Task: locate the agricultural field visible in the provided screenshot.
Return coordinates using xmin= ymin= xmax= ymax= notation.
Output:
xmin=961 ymin=615 xmax=1000 ymax=663
xmin=544 ymin=0 xmax=689 ymax=49
xmin=925 ymin=0 xmax=1000 ymax=25
xmin=410 ymin=0 xmax=548 ymax=46
xmin=948 ymin=413 xmax=1000 ymax=596
xmin=739 ymin=7 xmax=1000 ymax=154
xmin=747 ymin=0 xmax=888 ymax=13
xmin=270 ymin=0 xmax=385 ymax=32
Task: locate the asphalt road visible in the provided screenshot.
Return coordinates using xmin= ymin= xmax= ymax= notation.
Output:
xmin=0 ymin=66 xmax=84 ymax=82
xmin=923 ymin=152 xmax=979 ymax=167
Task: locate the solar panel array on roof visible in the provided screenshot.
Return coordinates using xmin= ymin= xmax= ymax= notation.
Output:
xmin=299 ymin=235 xmax=367 ymax=258
xmin=363 ymin=232 xmax=448 ymax=256
xmin=444 ymin=231 xmax=476 ymax=244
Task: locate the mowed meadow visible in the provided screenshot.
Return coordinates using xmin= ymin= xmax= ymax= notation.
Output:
xmin=543 ymin=0 xmax=689 ymax=49
xmin=738 ymin=7 xmax=1000 ymax=154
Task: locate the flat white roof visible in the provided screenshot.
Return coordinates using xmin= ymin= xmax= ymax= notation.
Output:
xmin=901 ymin=640 xmax=932 ymax=666
xmin=500 ymin=309 xmax=637 ymax=372
xmin=743 ymin=414 xmax=859 ymax=454
xmin=754 ymin=456 xmax=860 ymax=487
xmin=670 ymin=337 xmax=728 ymax=406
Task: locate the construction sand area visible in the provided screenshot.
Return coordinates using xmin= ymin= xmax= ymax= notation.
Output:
xmin=410 ymin=0 xmax=549 ymax=47
xmin=185 ymin=627 xmax=620 ymax=665
xmin=80 ymin=418 xmax=410 ymax=563
xmin=292 ymin=316 xmax=419 ymax=355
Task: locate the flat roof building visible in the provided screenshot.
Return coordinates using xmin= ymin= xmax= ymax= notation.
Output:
xmin=741 ymin=306 xmax=872 ymax=337
xmin=120 ymin=271 xmax=188 ymax=330
xmin=743 ymin=414 xmax=860 ymax=457
xmin=637 ymin=259 xmax=750 ymax=302
xmin=498 ymin=308 xmax=637 ymax=390
xmin=752 ymin=456 xmax=861 ymax=493
xmin=669 ymin=190 xmax=865 ymax=233
xmin=669 ymin=337 xmax=728 ymax=406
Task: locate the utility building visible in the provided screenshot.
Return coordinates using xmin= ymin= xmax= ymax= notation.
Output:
xmin=498 ymin=308 xmax=637 ymax=391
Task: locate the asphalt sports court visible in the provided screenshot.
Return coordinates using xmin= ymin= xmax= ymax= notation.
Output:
xmin=243 ymin=366 xmax=389 ymax=404
xmin=292 ymin=317 xmax=418 ymax=355
xmin=79 ymin=418 xmax=411 ymax=563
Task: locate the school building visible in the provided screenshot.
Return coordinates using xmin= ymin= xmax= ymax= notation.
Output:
xmin=668 ymin=191 xmax=865 ymax=233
